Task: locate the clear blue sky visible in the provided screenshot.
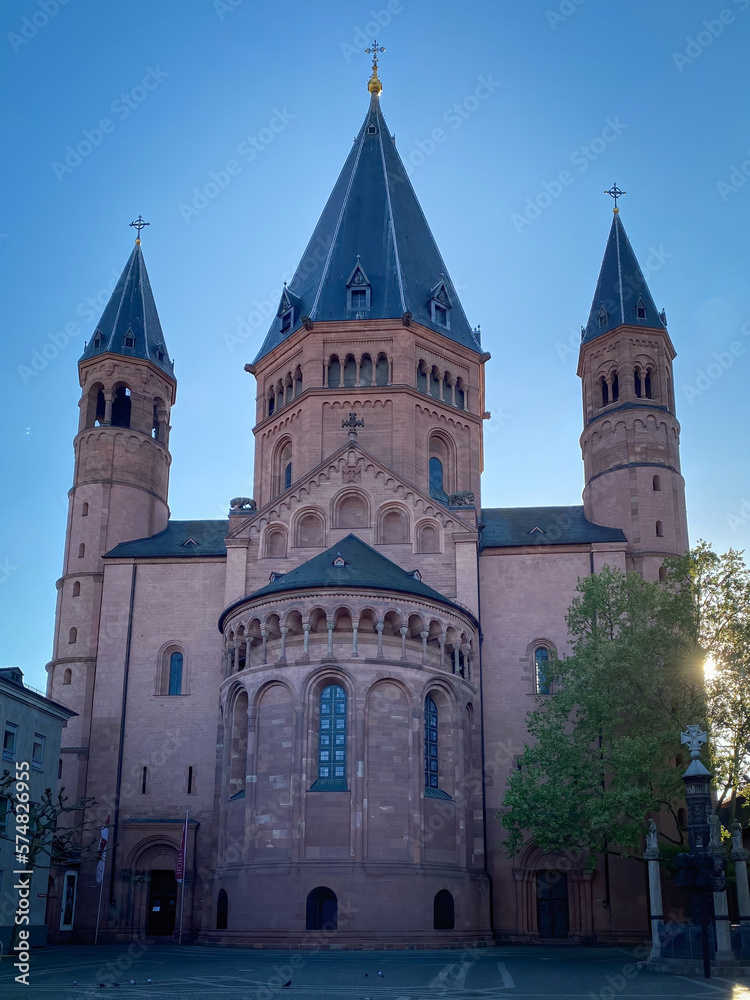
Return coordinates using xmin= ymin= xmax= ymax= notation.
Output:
xmin=2 ymin=0 xmax=749 ymax=689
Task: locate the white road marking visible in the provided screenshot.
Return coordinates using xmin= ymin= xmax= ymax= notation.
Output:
xmin=497 ymin=960 xmax=515 ymax=988
xmin=676 ymin=976 xmax=726 ymax=993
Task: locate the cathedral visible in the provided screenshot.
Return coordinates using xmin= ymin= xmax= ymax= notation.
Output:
xmin=46 ymin=58 xmax=687 ymax=947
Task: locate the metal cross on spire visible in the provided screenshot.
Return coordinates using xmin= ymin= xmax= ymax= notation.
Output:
xmin=604 ymin=183 xmax=626 ymax=212
xmin=365 ymin=40 xmax=385 ymax=94
xmin=129 ymin=215 xmax=150 ymax=242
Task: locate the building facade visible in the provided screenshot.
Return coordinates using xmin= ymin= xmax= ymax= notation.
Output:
xmin=45 ymin=67 xmax=688 ymax=946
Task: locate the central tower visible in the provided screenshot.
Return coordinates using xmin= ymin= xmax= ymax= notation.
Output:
xmin=211 ymin=57 xmax=492 ymax=946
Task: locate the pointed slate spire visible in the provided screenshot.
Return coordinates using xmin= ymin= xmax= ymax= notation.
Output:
xmin=582 ymin=210 xmax=666 ymax=344
xmin=80 ymin=240 xmax=174 ymax=376
xmin=254 ymin=90 xmax=480 ymax=362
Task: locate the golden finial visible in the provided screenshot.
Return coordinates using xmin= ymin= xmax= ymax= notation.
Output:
xmin=365 ymin=40 xmax=385 ymax=95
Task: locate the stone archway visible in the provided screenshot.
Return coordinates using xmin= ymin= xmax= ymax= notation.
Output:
xmin=124 ymin=840 xmax=179 ymax=939
xmin=512 ymin=842 xmax=594 ymax=942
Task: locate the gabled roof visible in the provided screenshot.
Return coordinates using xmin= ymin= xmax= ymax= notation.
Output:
xmin=254 ymin=93 xmax=481 ymax=362
xmin=79 ymin=241 xmax=174 ymax=376
xmin=480 ymin=506 xmax=626 ymax=549
xmin=104 ymin=520 xmax=228 ymax=559
xmin=582 ymin=211 xmax=666 ymax=344
xmin=218 ymin=533 xmax=473 ymax=631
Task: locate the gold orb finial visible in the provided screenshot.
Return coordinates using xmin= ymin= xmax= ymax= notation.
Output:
xmin=365 ymin=40 xmax=385 ymax=95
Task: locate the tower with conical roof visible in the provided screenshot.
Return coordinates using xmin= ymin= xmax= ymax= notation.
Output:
xmin=47 ymin=224 xmax=176 ymax=801
xmin=578 ymin=193 xmax=687 ymax=579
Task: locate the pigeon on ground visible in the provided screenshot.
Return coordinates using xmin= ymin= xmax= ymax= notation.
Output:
xmin=282 ymin=980 xmax=292 ymax=988
xmin=146 ymin=980 xmax=152 ymax=985
xmin=377 ymin=970 xmax=384 ymax=977
xmin=129 ymin=980 xmax=135 ymax=985
xmin=73 ymin=982 xmax=78 ymax=986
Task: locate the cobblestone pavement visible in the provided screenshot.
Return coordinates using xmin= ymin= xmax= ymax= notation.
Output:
xmin=1 ymin=944 xmax=749 ymax=999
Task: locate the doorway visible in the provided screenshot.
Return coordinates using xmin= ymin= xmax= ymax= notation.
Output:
xmin=536 ymin=870 xmax=569 ymax=938
xmin=147 ymin=869 xmax=177 ymax=936
xmin=306 ymin=887 xmax=337 ymax=931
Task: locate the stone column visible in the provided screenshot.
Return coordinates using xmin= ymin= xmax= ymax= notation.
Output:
xmin=261 ymin=627 xmax=268 ymax=665
xmin=326 ymin=619 xmax=334 ymax=658
xmin=644 ymin=820 xmax=663 ymax=959
xmin=302 ymin=621 xmax=310 ymax=660
xmin=420 ymin=628 xmax=429 ymax=664
xmin=730 ymin=821 xmax=750 ymax=928
xmin=233 ymin=643 xmax=240 ymax=674
xmin=399 ymin=623 xmax=408 ymax=661
xmin=244 ymin=637 xmax=252 ymax=670
xmin=376 ymin=618 xmax=384 ymax=659
xmin=103 ymin=391 xmax=114 ymax=424
xmin=452 ymin=642 xmax=460 ymax=675
xmin=439 ymin=632 xmax=446 ymax=669
xmin=710 ymin=817 xmax=735 ymax=962
xmin=279 ymin=625 xmax=288 ymax=663
xmin=351 ymin=619 xmax=359 ymax=658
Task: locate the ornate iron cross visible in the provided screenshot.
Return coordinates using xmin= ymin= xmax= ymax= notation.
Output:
xmin=129 ymin=215 xmax=150 ymax=239
xmin=681 ymin=725 xmax=707 ymax=760
xmin=604 ymin=184 xmax=626 ymax=208
xmin=365 ymin=40 xmax=385 ymax=74
xmin=342 ymin=412 xmax=364 ymax=431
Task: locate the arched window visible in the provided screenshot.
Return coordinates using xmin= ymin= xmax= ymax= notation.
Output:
xmin=416 ymin=361 xmax=427 ymax=393
xmin=78 ymin=543 xmax=85 ymax=558
xmin=375 ymin=353 xmax=388 ymax=386
xmin=655 ymin=520 xmax=663 ymax=537
xmin=68 ymin=627 xmax=77 ymax=644
xmin=318 ymin=685 xmax=346 ymax=781
xmin=455 ymin=378 xmax=465 ymax=410
xmin=168 ymin=651 xmax=183 ymax=695
xmin=379 ymin=508 xmax=409 ymax=544
xmin=216 ymin=889 xmax=228 ymax=930
xmin=296 ymin=511 xmax=324 ymax=547
xmin=111 ymin=385 xmax=131 ymax=428
xmin=85 ymin=384 xmax=106 ymax=428
xmin=343 ymin=355 xmax=356 ymax=388
xmin=336 ymin=493 xmax=368 ymax=529
xmin=611 ymin=371 xmax=619 ymax=402
xmin=600 ymin=376 xmax=609 ymax=407
xmin=294 ymin=366 xmax=303 ymax=396
xmin=275 ymin=439 xmax=292 ymax=496
xmin=230 ymin=690 xmax=248 ymax=795
xmin=81 ymin=502 xmax=89 ymax=517
xmin=416 ymin=522 xmax=440 ymax=554
xmin=429 ymin=457 xmax=443 ymax=495
xmin=306 ymin=887 xmax=337 ymax=931
xmin=434 ymin=889 xmax=455 ymax=930
xmin=328 ymin=355 xmax=341 ymax=388
xmin=359 ymin=354 xmax=373 ymax=385
xmin=63 ymin=668 xmax=72 ymax=685
xmin=653 ymin=475 xmax=661 ymax=492
xmin=72 ymin=581 xmax=81 ymax=597
xmin=535 ymin=647 xmax=550 ymax=695
xmin=424 ymin=696 xmax=439 ymax=789
xmin=644 ymin=369 xmax=653 ymax=399
xmin=430 ymin=367 xmax=441 ymax=399
xmin=267 ymin=528 xmax=287 ymax=558
xmin=634 ymin=368 xmax=642 ymax=398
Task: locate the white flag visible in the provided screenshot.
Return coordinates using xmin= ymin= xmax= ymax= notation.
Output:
xmin=96 ymin=814 xmax=110 ymax=885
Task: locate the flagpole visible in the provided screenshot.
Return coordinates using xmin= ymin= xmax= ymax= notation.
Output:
xmin=178 ymin=809 xmax=188 ymax=945
xmin=94 ymin=874 xmax=105 ymax=944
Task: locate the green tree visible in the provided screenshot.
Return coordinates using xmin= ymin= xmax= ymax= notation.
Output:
xmin=500 ymin=560 xmax=706 ymax=863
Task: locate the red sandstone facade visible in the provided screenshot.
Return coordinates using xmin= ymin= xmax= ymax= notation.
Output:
xmin=45 ymin=88 xmax=688 ymax=947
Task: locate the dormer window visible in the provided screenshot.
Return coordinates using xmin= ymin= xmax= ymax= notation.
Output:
xmin=429 ymin=276 xmax=452 ymax=330
xmin=124 ymin=335 xmax=135 ymax=348
xmin=346 ymin=258 xmax=371 ymax=313
xmin=93 ymin=333 xmax=103 ymax=349
xmin=157 ymin=349 xmax=164 ymax=361
xmin=280 ymin=308 xmax=294 ymax=333
xmin=598 ymin=306 xmax=608 ymax=328
xmin=367 ymin=124 xmax=378 ymax=134
xmin=635 ymin=298 xmax=647 ymax=319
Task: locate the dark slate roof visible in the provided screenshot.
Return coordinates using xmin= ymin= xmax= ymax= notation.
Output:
xmin=104 ymin=520 xmax=228 ymax=559
xmin=582 ymin=211 xmax=666 ymax=344
xmin=254 ymin=94 xmax=481 ymax=362
xmin=480 ymin=506 xmax=626 ymax=549
xmin=219 ymin=534 xmax=472 ymax=630
xmin=79 ymin=241 xmax=174 ymax=376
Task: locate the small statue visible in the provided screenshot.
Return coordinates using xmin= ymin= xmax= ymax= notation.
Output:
xmin=731 ymin=819 xmax=743 ymax=853
xmin=447 ymin=490 xmax=475 ymax=506
xmin=646 ymin=819 xmax=658 ymax=852
xmin=229 ymin=497 xmax=257 ymax=512
xmin=708 ymin=813 xmax=722 ymax=850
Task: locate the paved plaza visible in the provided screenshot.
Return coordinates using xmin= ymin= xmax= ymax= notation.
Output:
xmin=0 ymin=944 xmax=748 ymax=1000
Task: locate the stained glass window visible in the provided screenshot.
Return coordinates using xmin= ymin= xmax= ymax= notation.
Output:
xmin=424 ymin=696 xmax=439 ymax=789
xmin=535 ymin=648 xmax=550 ymax=695
xmin=318 ymin=685 xmax=346 ymax=780
xmin=168 ymin=651 xmax=183 ymax=695
xmin=429 ymin=457 xmax=443 ymax=494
